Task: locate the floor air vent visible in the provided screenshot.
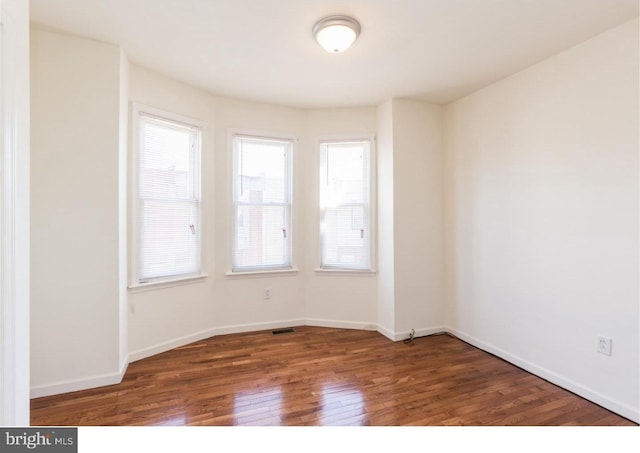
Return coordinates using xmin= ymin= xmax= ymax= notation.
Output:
xmin=271 ymin=328 xmax=295 ymax=335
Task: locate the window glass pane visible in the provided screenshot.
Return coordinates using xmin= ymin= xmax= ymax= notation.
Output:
xmin=232 ymin=135 xmax=292 ymax=271
xmin=137 ymin=112 xmax=201 ymax=282
xmin=320 ymin=140 xmax=371 ymax=270
xmin=236 ymin=138 xmax=288 ymax=204
xmin=321 ymin=205 xmax=368 ymax=267
xmin=234 ymin=205 xmax=289 ymax=269
xmin=323 ymin=143 xmax=366 ymax=205
xmin=140 ymin=121 xmax=195 ymax=200
xmin=140 ymin=199 xmax=200 ymax=280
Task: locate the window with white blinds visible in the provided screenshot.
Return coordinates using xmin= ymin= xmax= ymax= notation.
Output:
xmin=232 ymin=135 xmax=293 ymax=272
xmin=136 ymin=110 xmax=202 ymax=283
xmin=320 ymin=140 xmax=372 ymax=270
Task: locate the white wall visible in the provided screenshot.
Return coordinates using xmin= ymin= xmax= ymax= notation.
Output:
xmin=30 ymin=29 xmax=127 ymax=396
xmin=376 ymin=100 xmax=395 ymax=338
xmin=391 ymin=99 xmax=445 ymax=335
xmin=118 ymin=50 xmax=129 ymax=373
xmin=444 ymin=18 xmax=639 ymax=421
xmin=375 ymin=99 xmax=446 ymax=340
xmin=0 ymin=0 xmax=30 ymax=425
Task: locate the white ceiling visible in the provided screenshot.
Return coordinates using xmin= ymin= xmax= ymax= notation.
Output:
xmin=30 ymin=0 xmax=639 ymax=109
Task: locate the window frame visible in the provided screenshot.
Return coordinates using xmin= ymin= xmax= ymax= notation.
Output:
xmin=318 ymin=137 xmax=376 ymax=273
xmin=129 ymin=103 xmax=206 ymax=290
xmin=229 ymin=132 xmax=295 ymax=274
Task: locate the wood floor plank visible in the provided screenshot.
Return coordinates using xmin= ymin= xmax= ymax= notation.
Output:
xmin=30 ymin=327 xmax=636 ymax=426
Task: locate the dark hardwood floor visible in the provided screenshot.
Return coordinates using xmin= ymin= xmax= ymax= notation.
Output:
xmin=30 ymin=326 xmax=635 ymax=426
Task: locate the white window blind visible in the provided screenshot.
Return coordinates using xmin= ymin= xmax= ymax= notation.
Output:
xmin=232 ymin=135 xmax=292 ymax=272
xmin=320 ymin=140 xmax=371 ymax=270
xmin=138 ymin=113 xmax=202 ymax=282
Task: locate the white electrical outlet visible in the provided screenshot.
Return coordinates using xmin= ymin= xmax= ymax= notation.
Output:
xmin=597 ymin=335 xmax=612 ymax=356
xmin=264 ymin=288 xmax=272 ymax=300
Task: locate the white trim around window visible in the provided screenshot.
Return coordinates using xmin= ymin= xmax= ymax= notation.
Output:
xmin=318 ymin=137 xmax=376 ymax=272
xmin=229 ymin=132 xmax=295 ymax=274
xmin=129 ymin=103 xmax=206 ymax=289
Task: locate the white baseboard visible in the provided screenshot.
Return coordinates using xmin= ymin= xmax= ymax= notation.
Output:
xmin=128 ymin=326 xmax=218 ymax=363
xmin=213 ymin=319 xmax=305 ymax=337
xmin=392 ymin=326 xmax=448 ymax=342
xmin=445 ymin=326 xmax=640 ymax=424
xmin=305 ymin=318 xmax=377 ymax=331
xmin=129 ymin=319 xmax=305 ymax=363
xmin=31 ymin=358 xmax=129 ymax=399
xmin=306 ymin=320 xmax=447 ymax=343
xmin=376 ymin=324 xmax=395 ymax=341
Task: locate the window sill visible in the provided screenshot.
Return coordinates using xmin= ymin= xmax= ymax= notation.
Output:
xmin=225 ymin=268 xmax=299 ymax=278
xmin=314 ymin=268 xmax=377 ymax=276
xmin=128 ymin=273 xmax=208 ymax=293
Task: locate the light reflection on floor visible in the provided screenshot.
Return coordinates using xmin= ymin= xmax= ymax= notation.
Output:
xmin=234 ymin=386 xmax=283 ymax=425
xmin=320 ymin=383 xmax=366 ymax=425
xmin=153 ymin=414 xmax=186 ymax=426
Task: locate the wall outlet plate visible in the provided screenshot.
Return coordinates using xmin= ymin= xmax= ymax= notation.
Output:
xmin=597 ymin=335 xmax=612 ymax=356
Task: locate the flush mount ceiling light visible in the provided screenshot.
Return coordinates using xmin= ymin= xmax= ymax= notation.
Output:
xmin=313 ymin=15 xmax=361 ymax=53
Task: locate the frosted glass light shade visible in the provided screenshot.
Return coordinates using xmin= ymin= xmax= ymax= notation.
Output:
xmin=313 ymin=16 xmax=361 ymax=53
